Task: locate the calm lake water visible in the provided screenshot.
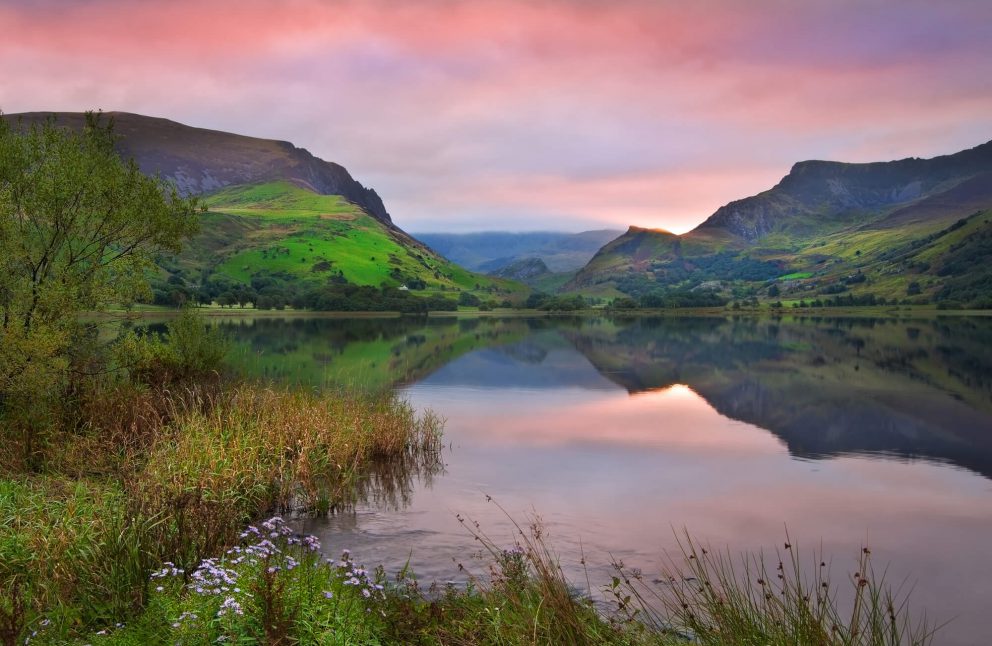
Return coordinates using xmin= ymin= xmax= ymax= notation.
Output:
xmin=220 ymin=314 xmax=992 ymax=645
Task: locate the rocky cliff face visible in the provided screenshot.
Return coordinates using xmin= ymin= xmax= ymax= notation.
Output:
xmin=2 ymin=111 xmax=392 ymax=225
xmin=695 ymin=140 xmax=992 ymax=241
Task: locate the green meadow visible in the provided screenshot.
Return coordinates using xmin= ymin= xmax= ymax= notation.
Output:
xmin=156 ymin=181 xmax=526 ymax=308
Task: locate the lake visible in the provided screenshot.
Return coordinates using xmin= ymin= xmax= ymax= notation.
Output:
xmin=219 ymin=314 xmax=992 ymax=645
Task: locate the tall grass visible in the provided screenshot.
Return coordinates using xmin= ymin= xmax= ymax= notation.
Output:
xmin=381 ymin=502 xmax=659 ymax=646
xmin=610 ymin=530 xmax=940 ymax=646
xmin=0 ymin=379 xmax=442 ymax=644
xmin=130 ymin=383 xmax=443 ymax=569
xmin=379 ymin=499 xmax=940 ymax=646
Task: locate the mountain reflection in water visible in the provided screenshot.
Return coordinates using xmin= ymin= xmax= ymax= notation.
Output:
xmin=224 ymin=315 xmax=992 ymax=478
xmin=220 ymin=314 xmax=992 ymax=646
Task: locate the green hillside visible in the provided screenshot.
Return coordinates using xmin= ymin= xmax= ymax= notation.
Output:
xmin=568 ymin=140 xmax=992 ymax=308
xmin=154 ymin=182 xmax=526 ymax=309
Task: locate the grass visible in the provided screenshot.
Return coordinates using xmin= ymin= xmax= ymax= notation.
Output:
xmin=0 ymin=374 xmax=443 ymax=644
xmin=377 ymin=502 xmax=939 ymax=646
xmin=179 ymin=181 xmax=525 ymax=299
xmin=75 ymin=517 xmax=390 ymax=645
xmin=2 ymin=444 xmax=945 ymax=645
xmin=615 ymin=531 xmax=939 ymax=645
xmin=202 ymin=181 xmax=360 ymax=219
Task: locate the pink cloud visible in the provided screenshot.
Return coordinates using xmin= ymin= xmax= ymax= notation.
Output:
xmin=2 ymin=0 xmax=990 ymax=232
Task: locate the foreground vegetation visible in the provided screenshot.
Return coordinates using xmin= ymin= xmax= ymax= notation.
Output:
xmin=0 ymin=311 xmax=446 ymax=644
xmin=2 ymin=471 xmax=941 ymax=645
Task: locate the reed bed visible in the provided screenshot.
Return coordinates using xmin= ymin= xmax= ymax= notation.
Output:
xmin=0 ymin=378 xmax=443 ymax=645
xmin=131 ymin=383 xmax=443 ymax=568
xmin=611 ymin=530 xmax=940 ymax=646
xmin=378 ymin=499 xmax=940 ymax=646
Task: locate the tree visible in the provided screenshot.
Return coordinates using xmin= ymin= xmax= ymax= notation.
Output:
xmin=0 ymin=112 xmax=199 ymax=413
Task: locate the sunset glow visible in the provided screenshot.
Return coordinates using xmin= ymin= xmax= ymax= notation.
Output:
xmin=2 ymin=0 xmax=990 ymax=232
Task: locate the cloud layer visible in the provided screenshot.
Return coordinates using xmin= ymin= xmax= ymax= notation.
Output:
xmin=3 ymin=0 xmax=991 ymax=232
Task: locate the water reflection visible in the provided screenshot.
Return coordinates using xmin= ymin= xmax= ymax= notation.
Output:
xmin=223 ymin=315 xmax=992 ymax=477
xmin=222 ymin=314 xmax=992 ymax=646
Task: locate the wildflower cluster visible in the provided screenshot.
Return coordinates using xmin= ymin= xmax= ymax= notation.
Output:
xmin=493 ymin=544 xmax=529 ymax=589
xmin=332 ymin=548 xmax=385 ymax=602
xmin=146 ymin=516 xmax=385 ymax=639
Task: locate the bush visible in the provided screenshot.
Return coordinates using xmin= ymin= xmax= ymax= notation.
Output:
xmin=116 ymin=308 xmax=227 ymax=385
xmin=609 ymin=297 xmax=639 ymax=310
xmin=457 ymin=292 xmax=482 ymax=307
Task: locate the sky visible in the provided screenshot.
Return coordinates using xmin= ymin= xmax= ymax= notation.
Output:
xmin=2 ymin=0 xmax=991 ymax=234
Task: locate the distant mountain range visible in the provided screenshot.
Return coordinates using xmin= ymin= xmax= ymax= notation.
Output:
xmin=569 ymin=139 xmax=992 ymax=307
xmin=2 ymin=111 xmax=524 ymax=307
xmin=414 ymin=230 xmax=622 ymax=273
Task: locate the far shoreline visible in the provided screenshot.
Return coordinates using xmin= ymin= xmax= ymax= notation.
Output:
xmin=88 ymin=304 xmax=992 ymax=321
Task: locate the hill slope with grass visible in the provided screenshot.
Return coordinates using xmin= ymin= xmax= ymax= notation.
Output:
xmin=158 ymin=181 xmax=524 ymax=308
xmin=569 ymin=140 xmax=992 ymax=307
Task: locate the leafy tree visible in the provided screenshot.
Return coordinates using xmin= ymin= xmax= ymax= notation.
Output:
xmin=524 ymin=292 xmax=549 ymax=309
xmin=457 ymin=291 xmax=481 ymax=307
xmin=609 ymin=297 xmax=639 ymax=310
xmin=0 ymin=112 xmax=199 ymax=417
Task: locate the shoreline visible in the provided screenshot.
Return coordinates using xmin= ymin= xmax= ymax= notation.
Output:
xmin=90 ymin=305 xmax=992 ymax=320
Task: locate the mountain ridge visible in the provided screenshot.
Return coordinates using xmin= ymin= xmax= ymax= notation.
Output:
xmin=414 ymin=230 xmax=622 ymax=273
xmin=694 ymin=139 xmax=992 ymax=241
xmin=569 ymin=138 xmax=992 ymax=306
xmin=1 ymin=111 xmax=393 ymax=226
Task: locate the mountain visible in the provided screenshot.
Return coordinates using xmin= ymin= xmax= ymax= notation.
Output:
xmin=480 ymin=256 xmax=574 ymax=292
xmin=695 ymin=140 xmax=992 ymax=242
xmin=3 ymin=111 xmax=525 ymax=308
xmin=569 ymin=140 xmax=992 ymax=306
xmin=414 ymin=230 xmax=622 ymax=273
xmin=2 ymin=111 xmax=392 ymax=225
xmin=488 ymin=257 xmax=552 ymax=281
xmin=169 ymin=181 xmax=520 ymax=305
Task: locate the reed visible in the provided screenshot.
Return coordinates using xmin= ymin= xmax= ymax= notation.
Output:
xmin=0 ymin=379 xmax=442 ymax=644
xmin=129 ymin=382 xmax=443 ymax=569
xmin=610 ymin=530 xmax=940 ymax=646
xmin=380 ymin=502 xmax=659 ymax=646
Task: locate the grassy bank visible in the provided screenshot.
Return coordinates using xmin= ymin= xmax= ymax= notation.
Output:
xmin=0 ymin=311 xmax=443 ymax=644
xmin=7 ymin=506 xmax=937 ymax=645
